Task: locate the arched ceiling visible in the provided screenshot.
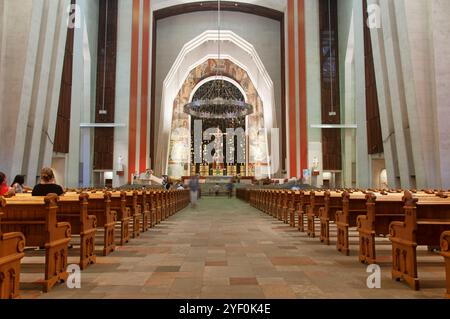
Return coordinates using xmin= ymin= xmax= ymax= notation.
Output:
xmin=151 ymin=0 xmax=287 ymax=12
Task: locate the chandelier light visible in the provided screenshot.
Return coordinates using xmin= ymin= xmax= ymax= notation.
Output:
xmin=183 ymin=0 xmax=254 ymax=119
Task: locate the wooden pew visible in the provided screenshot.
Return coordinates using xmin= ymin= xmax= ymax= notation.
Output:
xmin=262 ymin=190 xmax=269 ymax=215
xmin=83 ymin=192 xmax=116 ymax=256
xmin=306 ymin=191 xmax=326 ymax=238
xmin=319 ymin=191 xmax=343 ymax=245
xmin=162 ymin=191 xmax=169 ymax=220
xmin=124 ymin=191 xmax=142 ymax=239
xmin=267 ymin=189 xmax=279 ymax=217
xmin=110 ymin=191 xmax=131 ymax=246
xmin=261 ymin=190 xmax=269 ymax=215
xmin=0 ymin=209 xmax=26 ymax=299
xmin=137 ymin=190 xmax=151 ymax=232
xmin=288 ymin=191 xmax=301 ymax=227
xmin=357 ymin=192 xmax=405 ymax=264
xmin=277 ymin=190 xmax=289 ymax=223
xmin=0 ymin=195 xmax=71 ymax=292
xmin=258 ymin=190 xmax=265 ymax=212
xmin=58 ymin=193 xmax=97 ymax=269
xmin=335 ymin=191 xmax=367 ymax=256
xmin=358 ymin=191 xmax=444 ymax=264
xmin=154 ymin=190 xmax=162 ymax=225
xmin=297 ymin=191 xmax=311 ymax=232
xmin=177 ymin=189 xmax=189 ymax=211
xmin=147 ymin=190 xmax=158 ymax=228
xmin=441 ymin=231 xmax=450 ymax=298
xmin=389 ymin=192 xmax=450 ymax=290
xmin=168 ymin=190 xmax=172 ymax=217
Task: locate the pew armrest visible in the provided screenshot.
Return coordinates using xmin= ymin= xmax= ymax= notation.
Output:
xmin=318 ymin=207 xmax=326 ymax=219
xmin=389 ymin=221 xmax=409 ymax=242
xmin=0 ymin=232 xmax=26 ymax=255
xmin=356 ymin=214 xmax=369 ymax=231
xmin=110 ymin=210 xmax=118 ymax=222
xmin=56 ymin=222 xmax=72 ymax=239
xmin=335 ymin=210 xmax=345 ymax=225
xmin=87 ymin=215 xmax=97 ymax=228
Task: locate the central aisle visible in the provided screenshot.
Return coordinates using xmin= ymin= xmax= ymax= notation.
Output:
xmin=31 ymin=198 xmax=444 ymax=299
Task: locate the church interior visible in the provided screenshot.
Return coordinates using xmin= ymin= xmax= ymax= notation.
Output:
xmin=0 ymin=0 xmax=450 ymax=301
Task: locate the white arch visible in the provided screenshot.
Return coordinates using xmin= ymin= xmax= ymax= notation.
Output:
xmin=156 ymin=30 xmax=277 ymax=175
xmin=151 ymin=0 xmax=287 ymax=12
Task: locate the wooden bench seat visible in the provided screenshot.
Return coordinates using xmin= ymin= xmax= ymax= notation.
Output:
xmin=82 ymin=192 xmax=116 ymax=256
xmin=335 ymin=191 xmax=367 ymax=256
xmin=288 ymin=191 xmax=301 ymax=227
xmin=319 ymin=191 xmax=343 ymax=245
xmin=0 ymin=210 xmax=25 ymax=299
xmin=58 ymin=194 xmax=97 ymax=269
xmin=278 ymin=190 xmax=289 ymax=223
xmin=0 ymin=195 xmax=71 ymax=292
xmin=358 ymin=191 xmax=448 ymax=265
xmin=357 ymin=192 xmax=406 ymax=264
xmin=137 ymin=190 xmax=151 ymax=232
xmin=306 ymin=191 xmax=326 ymax=238
xmin=110 ymin=191 xmax=131 ymax=246
xmin=298 ymin=191 xmax=311 ymax=232
xmin=389 ymin=192 xmax=450 ymax=290
xmin=124 ymin=191 xmax=142 ymax=239
xmin=147 ymin=190 xmax=158 ymax=228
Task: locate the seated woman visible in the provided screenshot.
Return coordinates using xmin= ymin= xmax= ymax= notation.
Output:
xmin=0 ymin=172 xmax=15 ymax=197
xmin=11 ymin=175 xmax=32 ymax=194
xmin=32 ymin=167 xmax=64 ymax=196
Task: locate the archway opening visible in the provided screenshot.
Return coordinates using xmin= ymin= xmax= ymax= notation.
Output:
xmin=189 ymin=80 xmax=247 ymax=177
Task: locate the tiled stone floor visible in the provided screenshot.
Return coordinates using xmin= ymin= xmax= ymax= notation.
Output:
xmin=20 ymin=198 xmax=447 ymax=299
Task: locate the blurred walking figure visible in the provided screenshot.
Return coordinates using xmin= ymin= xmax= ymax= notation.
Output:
xmin=226 ymin=179 xmax=234 ymax=198
xmin=214 ymin=183 xmax=221 ymax=196
xmin=189 ymin=174 xmax=200 ymax=208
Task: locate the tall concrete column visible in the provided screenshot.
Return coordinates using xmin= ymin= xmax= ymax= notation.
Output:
xmin=305 ymin=0 xmax=323 ymax=187
xmin=67 ymin=0 xmax=98 ymax=188
xmin=0 ymin=0 xmax=68 ymax=185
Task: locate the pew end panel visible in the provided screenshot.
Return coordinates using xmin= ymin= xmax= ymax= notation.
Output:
xmin=59 ymin=194 xmax=97 ymax=270
xmin=87 ymin=192 xmax=116 ymax=256
xmin=389 ymin=194 xmax=450 ymax=291
xmin=0 ymin=221 xmax=26 ymax=299
xmin=1 ymin=195 xmax=72 ymax=293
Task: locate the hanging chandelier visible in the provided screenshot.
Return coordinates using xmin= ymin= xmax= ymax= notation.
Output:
xmin=183 ymin=0 xmax=254 ymax=119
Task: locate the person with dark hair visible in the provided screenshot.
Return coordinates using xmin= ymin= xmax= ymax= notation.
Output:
xmin=0 ymin=172 xmax=15 ymax=197
xmin=32 ymin=167 xmax=64 ymax=196
xmin=11 ymin=175 xmax=31 ymax=194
